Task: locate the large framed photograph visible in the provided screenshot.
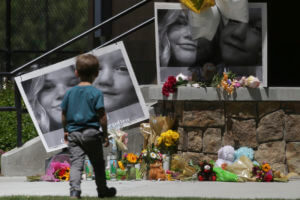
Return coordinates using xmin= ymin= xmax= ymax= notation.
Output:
xmin=15 ymin=42 xmax=149 ymax=152
xmin=155 ymin=2 xmax=268 ymax=86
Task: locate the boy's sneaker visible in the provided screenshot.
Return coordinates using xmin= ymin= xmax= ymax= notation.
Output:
xmin=70 ymin=190 xmax=81 ymax=199
xmin=98 ymin=187 xmax=117 ymax=198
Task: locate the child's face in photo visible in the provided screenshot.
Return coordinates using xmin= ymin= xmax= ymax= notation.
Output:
xmin=39 ymin=66 xmax=79 ymax=126
xmin=219 ymin=9 xmax=262 ymax=66
xmin=93 ymin=50 xmax=137 ymax=112
xmin=167 ymin=12 xmax=198 ymax=66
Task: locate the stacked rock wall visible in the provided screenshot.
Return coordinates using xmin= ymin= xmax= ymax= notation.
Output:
xmin=154 ymin=101 xmax=300 ymax=174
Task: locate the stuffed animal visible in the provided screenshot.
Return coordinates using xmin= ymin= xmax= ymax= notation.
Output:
xmin=215 ymin=145 xmax=235 ymax=168
xmin=197 ymin=160 xmax=216 ymax=181
xmin=149 ymin=161 xmax=166 ymax=180
xmin=234 ymin=146 xmax=259 ymax=165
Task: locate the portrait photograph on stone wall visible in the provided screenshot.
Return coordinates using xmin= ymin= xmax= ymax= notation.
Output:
xmin=15 ymin=42 xmax=149 ymax=152
xmin=155 ymin=2 xmax=268 ymax=86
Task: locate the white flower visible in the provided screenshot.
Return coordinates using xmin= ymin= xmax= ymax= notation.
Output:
xmin=192 ymin=83 xmax=200 ymax=88
xmin=176 ymin=73 xmax=188 ymax=81
xmin=150 ymin=152 xmax=157 ymax=159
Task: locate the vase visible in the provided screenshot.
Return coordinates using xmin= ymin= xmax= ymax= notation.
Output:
xmin=162 ymin=154 xmax=171 ymax=171
xmin=126 ymin=164 xmax=136 ymax=180
xmin=143 ymin=164 xmax=150 ymax=180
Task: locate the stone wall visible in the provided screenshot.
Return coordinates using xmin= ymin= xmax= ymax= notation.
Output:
xmin=154 ymin=100 xmax=300 ymax=174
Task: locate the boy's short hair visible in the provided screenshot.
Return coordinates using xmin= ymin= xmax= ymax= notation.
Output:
xmin=76 ymin=54 xmax=99 ymax=80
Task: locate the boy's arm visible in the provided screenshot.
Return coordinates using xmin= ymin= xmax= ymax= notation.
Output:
xmin=98 ymin=107 xmax=109 ymax=147
xmin=61 ymin=111 xmax=68 ymax=144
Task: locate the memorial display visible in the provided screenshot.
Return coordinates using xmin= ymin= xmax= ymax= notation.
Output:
xmin=15 ymin=42 xmax=149 ymax=152
xmin=155 ymin=2 xmax=268 ymax=87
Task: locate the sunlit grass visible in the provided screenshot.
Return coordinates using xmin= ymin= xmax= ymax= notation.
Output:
xmin=0 ymin=197 xmax=285 ymax=200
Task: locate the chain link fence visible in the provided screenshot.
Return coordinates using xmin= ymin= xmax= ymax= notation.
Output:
xmin=0 ymin=0 xmax=90 ymax=73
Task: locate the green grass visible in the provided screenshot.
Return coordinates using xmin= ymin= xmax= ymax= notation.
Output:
xmin=0 ymin=197 xmax=212 ymax=200
xmin=0 ymin=197 xmax=287 ymax=200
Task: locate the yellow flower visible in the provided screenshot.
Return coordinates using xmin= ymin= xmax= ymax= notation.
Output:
xmin=171 ymin=131 xmax=179 ymax=141
xmin=157 ymin=137 xmax=163 ymax=146
xmin=127 ymin=153 xmax=138 ymax=164
xmin=262 ymin=163 xmax=271 ymax=172
xmin=166 ymin=137 xmax=173 ymax=145
xmin=118 ymin=161 xmax=125 ymax=170
xmin=165 ymin=141 xmax=172 ymax=147
xmin=180 ymin=0 xmax=215 ymax=14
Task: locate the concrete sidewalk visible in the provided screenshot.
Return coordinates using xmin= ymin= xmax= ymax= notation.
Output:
xmin=1 ymin=177 xmax=300 ymax=199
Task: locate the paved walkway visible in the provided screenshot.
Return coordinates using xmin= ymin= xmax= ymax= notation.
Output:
xmin=1 ymin=176 xmax=300 ymax=199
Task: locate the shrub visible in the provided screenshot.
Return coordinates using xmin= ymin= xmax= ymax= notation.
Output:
xmin=0 ymin=81 xmax=37 ymax=152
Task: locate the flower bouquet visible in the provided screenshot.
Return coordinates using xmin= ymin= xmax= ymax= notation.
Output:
xmin=140 ymin=123 xmax=152 ymax=149
xmin=162 ymin=74 xmax=205 ymax=97
xmin=139 ymin=144 xmax=163 ymax=179
xmin=108 ymin=129 xmax=128 ymax=151
xmin=212 ymin=72 xmax=260 ymax=95
xmin=118 ymin=153 xmax=139 ymax=180
xmin=156 ymin=129 xmax=180 ymax=155
xmin=42 ymin=161 xmax=70 ymax=182
xmin=139 ymin=145 xmax=163 ymax=165
xmin=139 ymin=145 xmax=163 ymax=179
xmin=252 ymin=162 xmax=273 ymax=182
xmin=149 ymin=115 xmax=175 ymax=147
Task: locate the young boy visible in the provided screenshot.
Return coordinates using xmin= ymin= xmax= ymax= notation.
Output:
xmin=61 ymin=54 xmax=116 ymax=198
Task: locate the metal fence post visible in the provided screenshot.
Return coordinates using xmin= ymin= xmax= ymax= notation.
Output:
xmin=5 ymin=0 xmax=11 ymax=72
xmin=14 ymin=82 xmax=22 ymax=147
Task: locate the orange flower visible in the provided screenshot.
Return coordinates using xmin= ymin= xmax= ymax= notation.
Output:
xmin=262 ymin=163 xmax=271 ymax=172
xmin=223 ymin=72 xmax=228 ymax=81
xmin=127 ymin=153 xmax=138 ymax=164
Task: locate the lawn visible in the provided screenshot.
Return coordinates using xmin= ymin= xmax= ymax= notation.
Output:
xmin=0 ymin=197 xmax=283 ymax=200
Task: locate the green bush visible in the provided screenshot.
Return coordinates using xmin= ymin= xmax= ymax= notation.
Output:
xmin=0 ymin=82 xmax=37 ymax=152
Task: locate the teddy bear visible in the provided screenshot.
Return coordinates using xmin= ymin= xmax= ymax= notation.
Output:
xmin=215 ymin=145 xmax=235 ymax=168
xmin=197 ymin=160 xmax=216 ymax=181
xmin=234 ymin=146 xmax=259 ymax=165
xmin=149 ymin=161 xmax=166 ymax=180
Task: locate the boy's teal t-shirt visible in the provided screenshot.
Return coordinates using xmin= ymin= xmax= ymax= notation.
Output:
xmin=61 ymin=85 xmax=104 ymax=132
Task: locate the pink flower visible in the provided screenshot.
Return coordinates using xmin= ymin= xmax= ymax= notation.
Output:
xmin=42 ymin=161 xmax=70 ymax=182
xmin=246 ymin=76 xmax=260 ymax=88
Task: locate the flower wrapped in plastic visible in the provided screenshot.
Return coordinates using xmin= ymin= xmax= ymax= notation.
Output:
xmin=140 ymin=123 xmax=152 ymax=149
xmin=108 ymin=129 xmax=128 ymax=151
xmin=180 ymin=0 xmax=216 ymax=14
xmin=42 ymin=161 xmax=70 ymax=182
xmin=149 ymin=115 xmax=175 ymax=147
xmin=245 ymin=75 xmax=260 ymax=88
xmin=225 ymin=155 xmax=254 ymax=181
xmin=170 ymin=154 xmax=198 ymax=181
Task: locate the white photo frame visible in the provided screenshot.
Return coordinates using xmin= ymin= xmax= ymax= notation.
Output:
xmin=15 ymin=41 xmax=149 ymax=152
xmin=155 ymin=2 xmax=268 ymax=87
